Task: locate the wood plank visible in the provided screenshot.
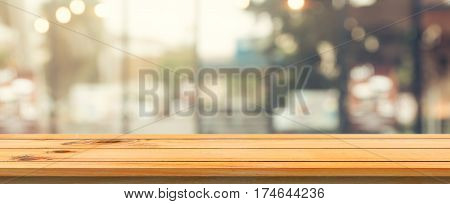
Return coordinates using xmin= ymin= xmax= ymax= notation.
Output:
xmin=2 ymin=149 xmax=450 ymax=162
xmin=4 ymin=176 xmax=450 ymax=184
xmin=1 ymin=134 xmax=449 ymax=140
xmin=3 ymin=161 xmax=450 ymax=169
xmin=1 ymin=139 xmax=450 ymax=149
xmin=1 ymin=162 xmax=450 ymax=177
xmin=1 ymin=134 xmax=449 ymax=179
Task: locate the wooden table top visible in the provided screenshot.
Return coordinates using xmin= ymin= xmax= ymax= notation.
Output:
xmin=1 ymin=134 xmax=450 ymax=177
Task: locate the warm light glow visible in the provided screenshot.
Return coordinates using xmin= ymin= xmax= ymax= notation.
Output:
xmin=352 ymin=83 xmax=373 ymax=99
xmin=317 ymin=41 xmax=339 ymax=78
xmin=287 ymin=0 xmax=305 ymax=10
xmin=55 ymin=7 xmax=71 ymax=24
xmin=351 ymin=26 xmax=365 ymax=41
xmin=332 ymin=0 xmax=346 ymax=10
xmin=369 ymin=75 xmax=393 ymax=93
xmin=235 ymin=0 xmax=251 ymax=9
xmin=349 ymin=0 xmax=377 ymax=7
xmin=423 ymin=24 xmax=442 ymax=47
xmin=34 ymin=18 xmax=49 ymax=34
xmin=0 ymin=69 xmax=17 ymax=84
xmin=70 ymin=0 xmax=86 ymax=15
xmin=275 ymin=33 xmax=298 ymax=54
xmin=344 ymin=17 xmax=358 ymax=30
xmin=396 ymin=93 xmax=418 ymax=125
xmin=364 ymin=35 xmax=379 ymax=52
xmin=94 ymin=3 xmax=107 ymax=18
xmin=11 ymin=78 xmax=34 ymax=95
xmin=252 ymin=0 xmax=266 ymax=5
xmin=350 ymin=64 xmax=374 ymax=81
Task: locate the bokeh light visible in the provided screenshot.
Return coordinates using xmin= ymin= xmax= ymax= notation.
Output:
xmin=364 ymin=35 xmax=379 ymax=52
xmin=368 ymin=75 xmax=393 ymax=93
xmin=11 ymin=78 xmax=34 ymax=95
xmin=349 ymin=0 xmax=377 ymax=7
xmin=33 ymin=18 xmax=49 ymax=34
xmin=350 ymin=64 xmax=374 ymax=81
xmin=235 ymin=0 xmax=251 ymax=9
xmin=423 ymin=24 xmax=442 ymax=48
xmin=287 ymin=0 xmax=305 ymax=10
xmin=275 ymin=33 xmax=298 ymax=54
xmin=55 ymin=7 xmax=72 ymax=24
xmin=351 ymin=26 xmax=365 ymax=41
xmin=344 ymin=17 xmax=358 ymax=30
xmin=94 ymin=3 xmax=107 ymax=18
xmin=70 ymin=0 xmax=86 ymax=15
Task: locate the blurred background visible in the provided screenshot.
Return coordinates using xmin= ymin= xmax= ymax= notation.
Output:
xmin=0 ymin=0 xmax=448 ymax=134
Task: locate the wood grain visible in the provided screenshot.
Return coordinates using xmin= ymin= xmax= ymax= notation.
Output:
xmin=0 ymin=134 xmax=449 ymax=178
xmin=3 ymin=149 xmax=450 ymax=162
xmin=2 ymin=139 xmax=450 ymax=149
xmin=1 ymin=134 xmax=449 ymax=139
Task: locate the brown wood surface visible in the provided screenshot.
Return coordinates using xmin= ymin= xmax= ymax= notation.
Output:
xmin=1 ymin=134 xmax=450 ymax=179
